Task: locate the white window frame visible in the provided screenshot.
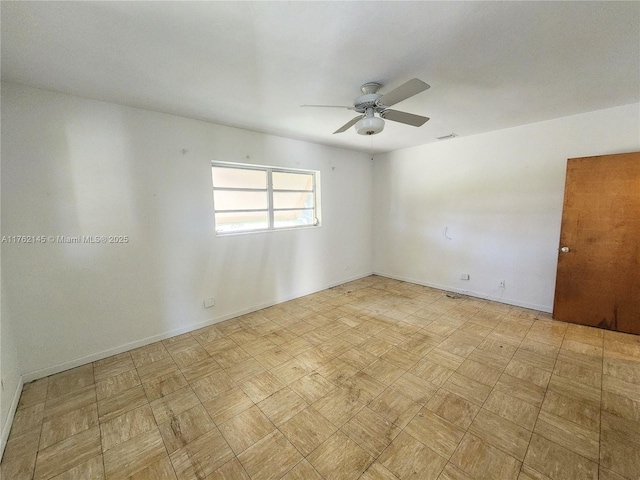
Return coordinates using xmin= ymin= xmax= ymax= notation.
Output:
xmin=212 ymin=161 xmax=321 ymax=235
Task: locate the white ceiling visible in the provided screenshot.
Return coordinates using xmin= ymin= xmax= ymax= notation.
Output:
xmin=2 ymin=1 xmax=639 ymax=154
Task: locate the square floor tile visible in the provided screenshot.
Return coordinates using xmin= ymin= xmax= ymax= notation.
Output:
xmin=468 ymin=408 xmax=532 ymax=461
xmin=254 ymin=347 xmax=293 ymax=369
xmin=405 ymin=407 xmax=465 ymax=458
xmin=219 ymin=405 xmax=275 ymax=454
xmin=149 ymin=386 xmax=200 ymax=424
xmin=225 ymin=358 xmax=267 ymax=384
xmin=2 ymin=431 xmax=41 ymax=480
xmin=601 ymin=390 xmax=640 ymax=424
xmin=442 ymin=372 xmax=492 ymax=406
xmin=93 ymin=355 xmax=135 ymax=382
xmin=34 ymin=426 xmax=102 ymax=480
xmin=237 ymin=430 xmax=303 ymax=480
xmin=389 ymin=372 xmax=438 ymax=405
xmin=157 ymin=404 xmax=216 ymax=454
xmin=533 ymin=409 xmax=598 ymax=462
xmin=271 ymin=358 xmax=313 ymax=385
xmin=307 ymin=431 xmax=373 ymax=480
xmin=98 ymin=385 xmax=147 ymax=423
xmin=339 ymin=346 xmax=378 ymax=370
xmin=369 ymin=387 xmax=421 ymax=428
xmin=131 ymin=343 xmax=172 ymax=368
xmin=170 ymin=429 xmax=234 ymax=480
xmin=100 ymin=404 xmax=156 ymax=452
xmin=169 ymin=346 xmax=210 ymax=369
xmin=483 ymin=389 xmax=539 ymax=431
xmin=202 ymin=386 xmax=255 ymax=425
xmin=9 ymin=403 xmax=44 ymax=438
xmin=504 ymin=359 xmax=552 ymax=389
xmin=494 ymin=373 xmax=546 ymax=408
xmin=280 ymin=459 xmax=323 ymax=480
xmin=450 ymin=432 xmax=521 ymax=480
xmin=203 ymin=457 xmax=250 ymax=480
xmin=342 ymin=407 xmax=401 ymax=457
xmin=103 ymin=428 xmax=167 ymax=480
xmin=289 ymin=372 xmax=336 ymax=404
xmin=47 ymin=365 xmax=95 ymax=400
xmin=96 ymin=370 xmax=141 ymax=401
xmin=426 ymin=389 xmax=480 ymax=430
xmin=599 ymin=411 xmax=640 ymax=479
xmin=456 ymin=358 xmax=502 ymax=387
xmin=378 ymin=431 xmax=447 ymax=480
xmin=239 ymin=371 xmax=286 ymax=403
xmin=18 ymin=379 xmax=49 ymax=410
xmin=315 ymin=358 xmax=359 ymax=386
xmin=48 ymin=454 xmax=105 ymax=480
xmin=312 ymin=385 xmax=365 ymax=427
xmin=523 ymin=433 xmax=597 ymax=480
xmin=257 ymin=387 xmax=307 ymax=426
xmin=142 ymin=371 xmax=188 ymax=402
xmin=339 ymin=372 xmax=387 ymax=405
xmin=46 ymin=385 xmax=97 ymax=421
xmin=279 ymin=407 xmax=337 ymax=456
xmin=547 ymin=373 xmax=601 ymax=408
xmin=191 ymin=370 xmax=235 ymax=402
xmin=179 ymin=357 xmax=223 ymax=384
xmin=409 ymin=358 xmax=455 ymax=386
xmin=359 ymin=462 xmax=400 ymax=480
xmin=363 ymin=358 xmax=407 ymax=386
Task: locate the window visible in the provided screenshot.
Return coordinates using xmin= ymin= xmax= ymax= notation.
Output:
xmin=212 ymin=162 xmax=320 ymax=234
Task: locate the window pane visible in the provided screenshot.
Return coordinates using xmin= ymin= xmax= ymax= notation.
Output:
xmin=272 ymin=171 xmax=313 ymax=191
xmin=273 ymin=191 xmax=314 ymax=210
xmin=212 ymin=167 xmax=266 ymax=189
xmin=211 ymin=163 xmax=319 ymax=235
xmin=215 ymin=211 xmax=268 ymax=233
xmin=214 ymin=190 xmax=267 ymax=211
xmin=274 ymin=209 xmax=315 ymax=228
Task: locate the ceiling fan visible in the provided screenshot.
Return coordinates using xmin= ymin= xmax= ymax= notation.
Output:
xmin=302 ymin=78 xmax=430 ymax=135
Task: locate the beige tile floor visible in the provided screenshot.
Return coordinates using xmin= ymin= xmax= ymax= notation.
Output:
xmin=2 ymin=275 xmax=640 ymax=480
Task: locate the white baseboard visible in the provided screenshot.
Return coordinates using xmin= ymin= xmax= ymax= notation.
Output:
xmin=373 ymin=271 xmax=553 ymax=313
xmin=0 ymin=375 xmax=24 ymax=461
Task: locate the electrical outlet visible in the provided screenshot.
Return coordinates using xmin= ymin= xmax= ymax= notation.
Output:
xmin=460 ymin=273 xmax=470 ymax=280
xmin=203 ymin=298 xmax=215 ymax=308
xmin=499 ymin=280 xmax=506 ymax=289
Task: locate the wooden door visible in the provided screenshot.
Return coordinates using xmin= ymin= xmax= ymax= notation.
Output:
xmin=553 ymin=152 xmax=640 ymax=334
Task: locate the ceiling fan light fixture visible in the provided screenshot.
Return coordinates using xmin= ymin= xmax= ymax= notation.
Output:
xmin=308 ymin=78 xmax=429 ymax=135
xmin=355 ymin=115 xmax=385 ymax=135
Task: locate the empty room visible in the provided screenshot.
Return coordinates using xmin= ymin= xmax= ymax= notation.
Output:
xmin=1 ymin=2 xmax=639 ymax=480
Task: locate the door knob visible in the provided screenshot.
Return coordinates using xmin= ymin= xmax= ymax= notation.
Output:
xmin=560 ymin=246 xmax=570 ymax=253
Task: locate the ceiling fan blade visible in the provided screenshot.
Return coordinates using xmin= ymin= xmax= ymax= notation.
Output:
xmin=333 ymin=115 xmax=362 ymax=134
xmin=301 ymin=104 xmax=354 ymax=109
xmin=378 ymin=78 xmax=430 ymax=107
xmin=381 ymin=109 xmax=429 ymax=127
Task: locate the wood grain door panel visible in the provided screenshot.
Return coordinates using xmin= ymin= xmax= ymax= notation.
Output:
xmin=553 ymin=152 xmax=640 ymax=334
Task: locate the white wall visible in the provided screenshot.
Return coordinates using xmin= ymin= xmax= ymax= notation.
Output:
xmin=373 ymin=103 xmax=640 ymax=312
xmin=1 ymin=82 xmax=373 ymax=386
xmin=1 ymin=81 xmax=24 ymax=456
xmin=0 ymin=285 xmax=21 ymax=455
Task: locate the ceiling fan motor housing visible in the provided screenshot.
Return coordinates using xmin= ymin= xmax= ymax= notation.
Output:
xmin=353 ymin=93 xmax=383 ymax=113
